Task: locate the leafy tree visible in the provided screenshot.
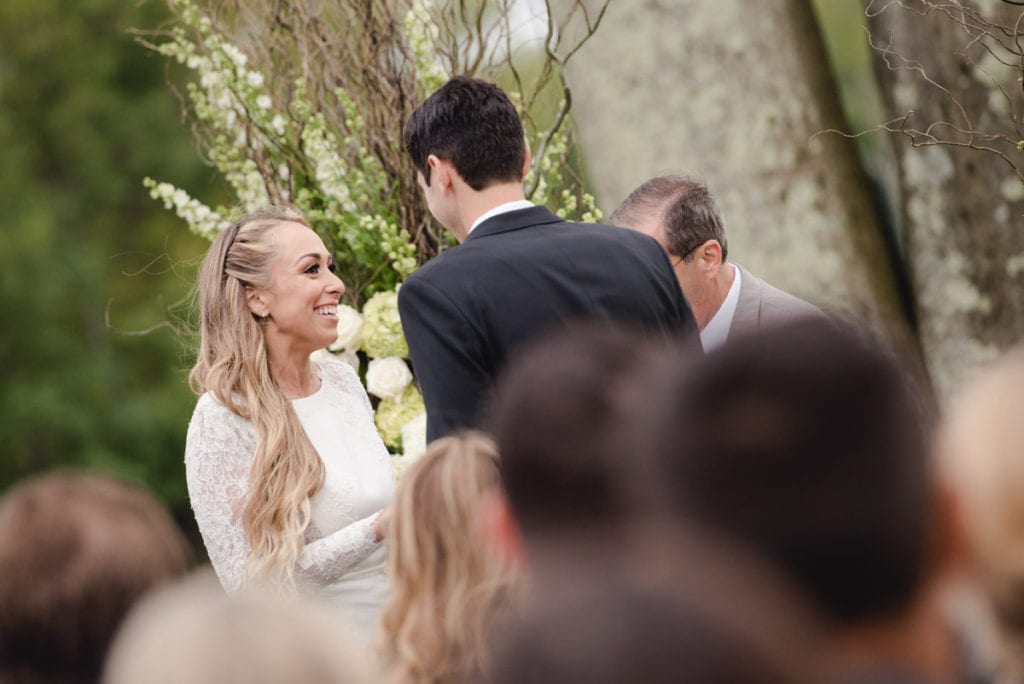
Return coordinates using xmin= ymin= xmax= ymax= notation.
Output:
xmin=0 ymin=0 xmax=216 ymax=534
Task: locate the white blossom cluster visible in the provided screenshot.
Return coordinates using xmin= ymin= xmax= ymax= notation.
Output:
xmin=525 ymin=127 xmax=602 ymax=223
xmin=148 ymin=0 xmax=420 ymax=291
xmin=143 ymin=178 xmax=230 ymax=239
xmin=404 ymin=0 xmax=447 ymax=97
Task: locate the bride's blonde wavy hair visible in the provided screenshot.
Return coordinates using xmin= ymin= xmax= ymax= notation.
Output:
xmin=190 ymin=206 xmax=325 ymax=592
xmin=380 ymin=431 xmax=516 ymax=684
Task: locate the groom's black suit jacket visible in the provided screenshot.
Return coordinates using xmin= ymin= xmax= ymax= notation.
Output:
xmin=398 ymin=205 xmax=697 ymax=441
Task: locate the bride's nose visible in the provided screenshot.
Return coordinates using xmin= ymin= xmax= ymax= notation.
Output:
xmin=328 ymin=271 xmax=345 ymax=296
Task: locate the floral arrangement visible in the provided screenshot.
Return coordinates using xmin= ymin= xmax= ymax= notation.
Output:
xmin=311 ymin=289 xmax=426 ymax=475
xmin=144 ymin=0 xmax=606 ymax=474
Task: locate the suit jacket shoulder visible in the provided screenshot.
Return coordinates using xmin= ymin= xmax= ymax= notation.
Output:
xmin=730 ymin=265 xmax=828 ymax=340
xmin=399 ymin=205 xmax=696 ymax=441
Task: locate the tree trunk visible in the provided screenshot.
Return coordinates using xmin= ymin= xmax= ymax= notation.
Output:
xmin=561 ymin=0 xmax=920 ymax=369
xmin=868 ymin=0 xmax=1024 ymax=401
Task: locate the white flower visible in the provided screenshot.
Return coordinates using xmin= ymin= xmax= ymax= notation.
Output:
xmin=366 ymin=357 xmax=412 ymax=400
xmin=256 ymin=94 xmax=272 ymax=110
xmin=246 ymin=71 xmax=264 ymax=88
xmin=271 ymin=115 xmax=287 ymax=136
xmin=400 ymin=412 xmax=427 ymax=460
xmin=199 ymin=70 xmax=220 ymax=88
xmin=222 ymin=43 xmax=248 ymax=68
xmin=328 ymin=304 xmax=364 ymax=352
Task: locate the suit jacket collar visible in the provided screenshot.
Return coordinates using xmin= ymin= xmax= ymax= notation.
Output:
xmin=464 ymin=205 xmax=563 ymax=243
xmin=730 ymin=264 xmax=764 ymax=339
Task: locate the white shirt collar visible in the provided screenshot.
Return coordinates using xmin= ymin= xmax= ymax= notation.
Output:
xmin=468 ymin=200 xmax=535 ymax=234
xmin=699 ymin=263 xmax=741 ymax=352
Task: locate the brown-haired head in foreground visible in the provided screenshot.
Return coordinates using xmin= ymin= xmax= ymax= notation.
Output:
xmin=381 ymin=431 xmax=513 ymax=684
xmin=635 ymin=317 xmax=933 ymax=626
xmin=486 ymin=320 xmax=667 ymax=544
xmin=103 ymin=571 xmax=373 ymax=684
xmin=0 ymin=471 xmax=191 ymax=684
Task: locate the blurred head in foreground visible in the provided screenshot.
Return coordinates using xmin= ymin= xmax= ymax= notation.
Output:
xmin=940 ymin=346 xmax=1024 ymax=678
xmin=633 ymin=319 xmax=962 ymax=678
xmin=485 ymin=321 xmax=665 ymax=567
xmin=0 ymin=471 xmax=191 ymax=684
xmin=484 ymin=530 xmax=829 ymax=684
xmin=381 ymin=431 xmax=513 ymax=684
xmin=104 ymin=571 xmax=373 ymax=684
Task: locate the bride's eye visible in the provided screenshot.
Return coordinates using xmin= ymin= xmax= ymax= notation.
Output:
xmin=327 ymin=262 xmax=337 ymax=273
xmin=304 ymin=263 xmax=320 ymax=274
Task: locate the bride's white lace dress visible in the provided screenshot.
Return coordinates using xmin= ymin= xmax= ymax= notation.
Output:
xmin=185 ymin=358 xmax=395 ymax=635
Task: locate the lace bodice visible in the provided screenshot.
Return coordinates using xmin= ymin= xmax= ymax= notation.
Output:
xmin=185 ymin=359 xmax=395 ymax=597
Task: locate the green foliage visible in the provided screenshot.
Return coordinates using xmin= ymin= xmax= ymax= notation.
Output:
xmin=0 ymin=0 xmax=212 ymax=517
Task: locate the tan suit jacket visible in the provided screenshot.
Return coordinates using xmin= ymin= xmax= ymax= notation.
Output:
xmin=728 ymin=265 xmax=829 ymax=342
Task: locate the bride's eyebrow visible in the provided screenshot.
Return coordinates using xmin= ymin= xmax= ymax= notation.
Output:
xmin=291 ymin=252 xmax=326 ymax=266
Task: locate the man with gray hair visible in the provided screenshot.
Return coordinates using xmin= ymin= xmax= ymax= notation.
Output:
xmin=611 ymin=175 xmax=826 ymax=351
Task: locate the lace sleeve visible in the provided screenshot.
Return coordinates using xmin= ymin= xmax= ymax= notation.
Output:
xmin=185 ymin=394 xmax=254 ymax=593
xmin=297 ymin=512 xmax=380 ymax=585
xmin=186 ymin=391 xmax=385 ymax=592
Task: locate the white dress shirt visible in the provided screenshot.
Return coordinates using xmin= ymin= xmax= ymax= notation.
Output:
xmin=468 ymin=199 xmax=535 ymax=235
xmin=699 ymin=263 xmax=741 ymax=352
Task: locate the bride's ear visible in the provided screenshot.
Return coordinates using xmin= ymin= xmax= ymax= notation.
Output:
xmin=245 ymin=286 xmax=269 ymax=319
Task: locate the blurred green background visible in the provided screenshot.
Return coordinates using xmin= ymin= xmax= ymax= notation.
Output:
xmin=0 ymin=0 xmax=884 ymax=542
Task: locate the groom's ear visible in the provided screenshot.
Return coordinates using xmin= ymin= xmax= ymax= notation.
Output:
xmin=427 ymin=154 xmax=454 ymax=192
xmin=521 ymin=140 xmax=532 ymax=180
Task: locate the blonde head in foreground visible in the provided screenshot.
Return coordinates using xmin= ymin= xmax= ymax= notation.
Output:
xmin=381 ymin=431 xmax=514 ymax=684
xmin=941 ymin=346 xmax=1024 ymax=677
xmin=103 ymin=571 xmax=373 ymax=684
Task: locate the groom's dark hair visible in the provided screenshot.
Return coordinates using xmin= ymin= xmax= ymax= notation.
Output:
xmin=404 ymin=76 xmax=526 ymax=191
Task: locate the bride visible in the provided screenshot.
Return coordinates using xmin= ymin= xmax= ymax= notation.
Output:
xmin=184 ymin=206 xmax=394 ymax=636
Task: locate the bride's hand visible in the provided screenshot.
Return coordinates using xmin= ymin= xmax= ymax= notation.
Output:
xmin=373 ymin=506 xmax=393 ymax=542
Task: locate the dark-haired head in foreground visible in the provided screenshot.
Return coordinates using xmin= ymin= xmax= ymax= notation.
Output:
xmin=485 ymin=321 xmax=675 ymax=566
xmin=632 ymin=318 xmax=964 ymax=679
xmin=484 ymin=533 xmax=829 ymax=684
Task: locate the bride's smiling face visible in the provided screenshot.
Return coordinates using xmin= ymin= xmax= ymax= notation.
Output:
xmin=247 ymin=221 xmax=345 ymax=354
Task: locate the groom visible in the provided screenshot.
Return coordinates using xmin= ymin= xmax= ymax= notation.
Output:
xmin=399 ymin=76 xmax=697 ymax=441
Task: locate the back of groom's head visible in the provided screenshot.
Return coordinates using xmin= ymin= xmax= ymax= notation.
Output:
xmin=404 ymin=76 xmax=525 ymax=191
xmin=636 ymin=319 xmax=933 ymax=626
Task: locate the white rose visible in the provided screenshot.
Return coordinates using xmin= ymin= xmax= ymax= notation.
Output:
xmin=328 ymin=304 xmax=364 ymax=352
xmin=400 ymin=412 xmax=427 ymax=460
xmin=366 ymin=357 xmax=412 ymax=400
